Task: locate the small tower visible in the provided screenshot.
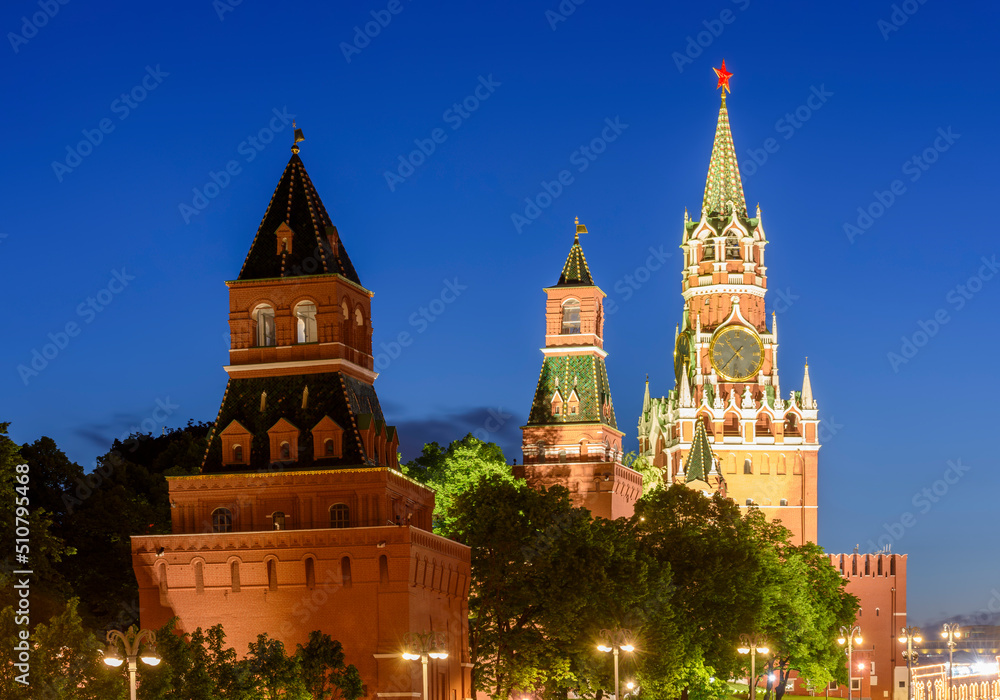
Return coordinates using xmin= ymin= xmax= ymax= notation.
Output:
xmin=519 ymin=220 xmax=642 ymax=519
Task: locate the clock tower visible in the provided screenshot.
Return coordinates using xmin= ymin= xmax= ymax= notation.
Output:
xmin=638 ymin=64 xmax=819 ymax=544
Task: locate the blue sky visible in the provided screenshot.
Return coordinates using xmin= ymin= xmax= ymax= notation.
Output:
xmin=2 ymin=0 xmax=998 ymax=624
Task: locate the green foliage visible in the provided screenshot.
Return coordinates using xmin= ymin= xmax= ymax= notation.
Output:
xmin=0 ymin=598 xmax=126 ymax=700
xmin=449 ymin=476 xmax=677 ymax=699
xmin=622 ymin=451 xmax=664 ymax=492
xmin=297 ymin=631 xmax=365 ymax=700
xmin=17 ymin=422 xmax=210 ymax=629
xmin=402 ymin=433 xmax=514 ymax=535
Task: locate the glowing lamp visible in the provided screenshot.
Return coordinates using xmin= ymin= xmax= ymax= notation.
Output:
xmin=402 ymin=652 xmax=420 ymax=660
xmin=597 ymin=644 xmax=612 ymax=653
xmin=620 ymin=644 xmax=635 ymax=652
xmin=758 ymin=646 xmax=770 ymax=654
xmin=429 ymin=652 xmax=448 ymax=660
xmin=855 ymin=636 xmax=863 ymax=645
xmin=103 ymin=652 xmax=124 ymax=667
xmin=838 ymin=637 xmax=846 ymax=645
xmin=738 ymin=647 xmax=751 ymax=654
xmin=914 ymin=636 xmax=922 ymax=643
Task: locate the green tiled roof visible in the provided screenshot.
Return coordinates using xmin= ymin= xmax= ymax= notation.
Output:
xmin=556 ymin=233 xmax=594 ymax=286
xmin=702 ymin=92 xmax=747 ymax=218
xmin=202 ymin=371 xmax=385 ymax=473
xmin=684 ymin=419 xmax=716 ymax=483
xmin=237 ymin=154 xmax=362 ymax=285
xmin=527 ymin=354 xmax=617 ymax=429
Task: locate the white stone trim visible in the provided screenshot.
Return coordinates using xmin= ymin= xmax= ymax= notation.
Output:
xmin=224 ymin=358 xmax=377 ymax=382
xmin=683 ymin=285 xmax=766 ymax=301
xmin=539 ymin=346 xmax=608 ymax=358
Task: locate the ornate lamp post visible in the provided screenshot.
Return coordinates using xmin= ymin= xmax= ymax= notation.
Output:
xmin=103 ymin=627 xmax=161 ymax=700
xmin=598 ymin=628 xmax=635 ymax=700
xmin=737 ymin=633 xmax=770 ymax=700
xmin=897 ymin=626 xmax=923 ymax=700
xmin=402 ymin=631 xmax=448 ymax=700
xmin=838 ymin=626 xmax=863 ymax=700
xmin=941 ymin=624 xmax=961 ymax=700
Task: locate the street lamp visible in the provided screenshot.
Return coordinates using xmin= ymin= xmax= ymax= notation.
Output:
xmin=402 ymin=631 xmax=448 ymax=700
xmin=838 ymin=626 xmax=863 ymax=700
xmin=103 ymin=627 xmax=161 ymax=700
xmin=941 ymin=624 xmax=961 ymax=700
xmin=737 ymin=633 xmax=770 ymax=700
xmin=598 ymin=628 xmax=635 ymax=700
xmin=897 ymin=626 xmax=923 ymax=700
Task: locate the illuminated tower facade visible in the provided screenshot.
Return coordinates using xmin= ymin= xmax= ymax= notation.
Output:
xmin=638 ymin=64 xmax=819 ymax=544
xmin=519 ymin=221 xmax=643 ymax=519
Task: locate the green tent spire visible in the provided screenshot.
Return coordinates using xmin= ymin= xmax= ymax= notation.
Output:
xmin=556 ymin=218 xmax=594 ymax=286
xmin=701 ymin=91 xmax=747 ymax=218
xmin=684 ymin=418 xmax=717 ymax=483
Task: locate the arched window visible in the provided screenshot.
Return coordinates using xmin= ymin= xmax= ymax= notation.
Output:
xmin=280 ymin=442 xmax=291 ymax=460
xmin=341 ymin=556 xmax=352 ymax=588
xmin=295 ymin=301 xmax=317 ymax=343
xmin=779 ymin=498 xmax=788 ymax=507
xmin=272 ymin=512 xmax=285 ymax=531
xmin=701 ymin=240 xmax=715 ymax=261
xmin=550 ymin=393 xmax=562 ymax=416
xmin=212 ymin=508 xmax=232 ymax=533
xmin=194 ymin=561 xmax=204 ymax=595
xmin=784 ymin=413 xmax=800 ymax=436
xmin=561 ymin=300 xmax=581 ymax=334
xmin=233 ymin=445 xmax=244 ymax=463
xmin=267 ymin=559 xmax=277 ymax=591
xmin=723 ymin=412 xmax=741 ymax=437
xmin=230 ymin=561 xmax=241 ymax=593
xmin=305 ymin=558 xmax=316 ymax=590
xmin=744 ymin=458 xmax=753 ymax=474
xmin=330 ymin=503 xmax=350 ymax=529
xmin=558 ymin=449 xmax=567 ymax=462
xmin=755 ymin=413 xmax=772 ymax=436
xmin=341 ymin=299 xmax=350 ymax=320
xmin=324 ymin=439 xmax=335 ymax=456
xmin=726 ymin=236 xmax=741 ymax=260
xmin=536 ymin=441 xmax=547 ymax=463
xmin=354 ymin=308 xmax=364 ymax=327
xmin=253 ymin=304 xmax=276 ymax=347
xmin=379 ymin=554 xmax=389 ymax=585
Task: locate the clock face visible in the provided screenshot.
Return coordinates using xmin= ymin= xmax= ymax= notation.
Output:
xmin=710 ymin=325 xmax=763 ymax=381
xmin=674 ymin=331 xmax=690 ymax=384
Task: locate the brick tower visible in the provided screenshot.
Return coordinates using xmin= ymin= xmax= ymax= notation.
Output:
xmin=131 ymin=132 xmax=473 ymax=699
xmin=519 ymin=220 xmax=643 ymax=519
xmin=638 ymin=64 xmax=819 ymax=544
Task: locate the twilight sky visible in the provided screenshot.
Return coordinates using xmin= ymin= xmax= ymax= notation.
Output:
xmin=2 ymin=0 xmax=998 ymax=625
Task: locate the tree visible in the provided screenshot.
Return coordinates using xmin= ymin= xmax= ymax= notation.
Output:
xmin=0 ymin=598 xmax=126 ymax=700
xmin=296 ymin=631 xmax=365 ymax=700
xmin=622 ymin=451 xmax=664 ymax=493
xmin=403 ymin=434 xmax=515 ymax=536
xmin=245 ymin=634 xmax=309 ymax=699
xmin=633 ymin=484 xmax=792 ymax=686
xmin=18 ymin=422 xmax=210 ymax=629
xmin=758 ymin=542 xmax=859 ymax=700
xmin=449 ymin=475 xmax=676 ymax=699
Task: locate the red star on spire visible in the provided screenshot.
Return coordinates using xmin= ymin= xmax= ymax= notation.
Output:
xmin=713 ymin=60 xmax=733 ymax=93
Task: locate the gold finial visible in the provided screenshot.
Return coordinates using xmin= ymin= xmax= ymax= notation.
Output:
xmin=291 ymin=120 xmax=305 ymax=154
xmin=575 ymin=217 xmax=588 ymax=242
xmin=805 ymin=356 xmax=809 ymax=367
